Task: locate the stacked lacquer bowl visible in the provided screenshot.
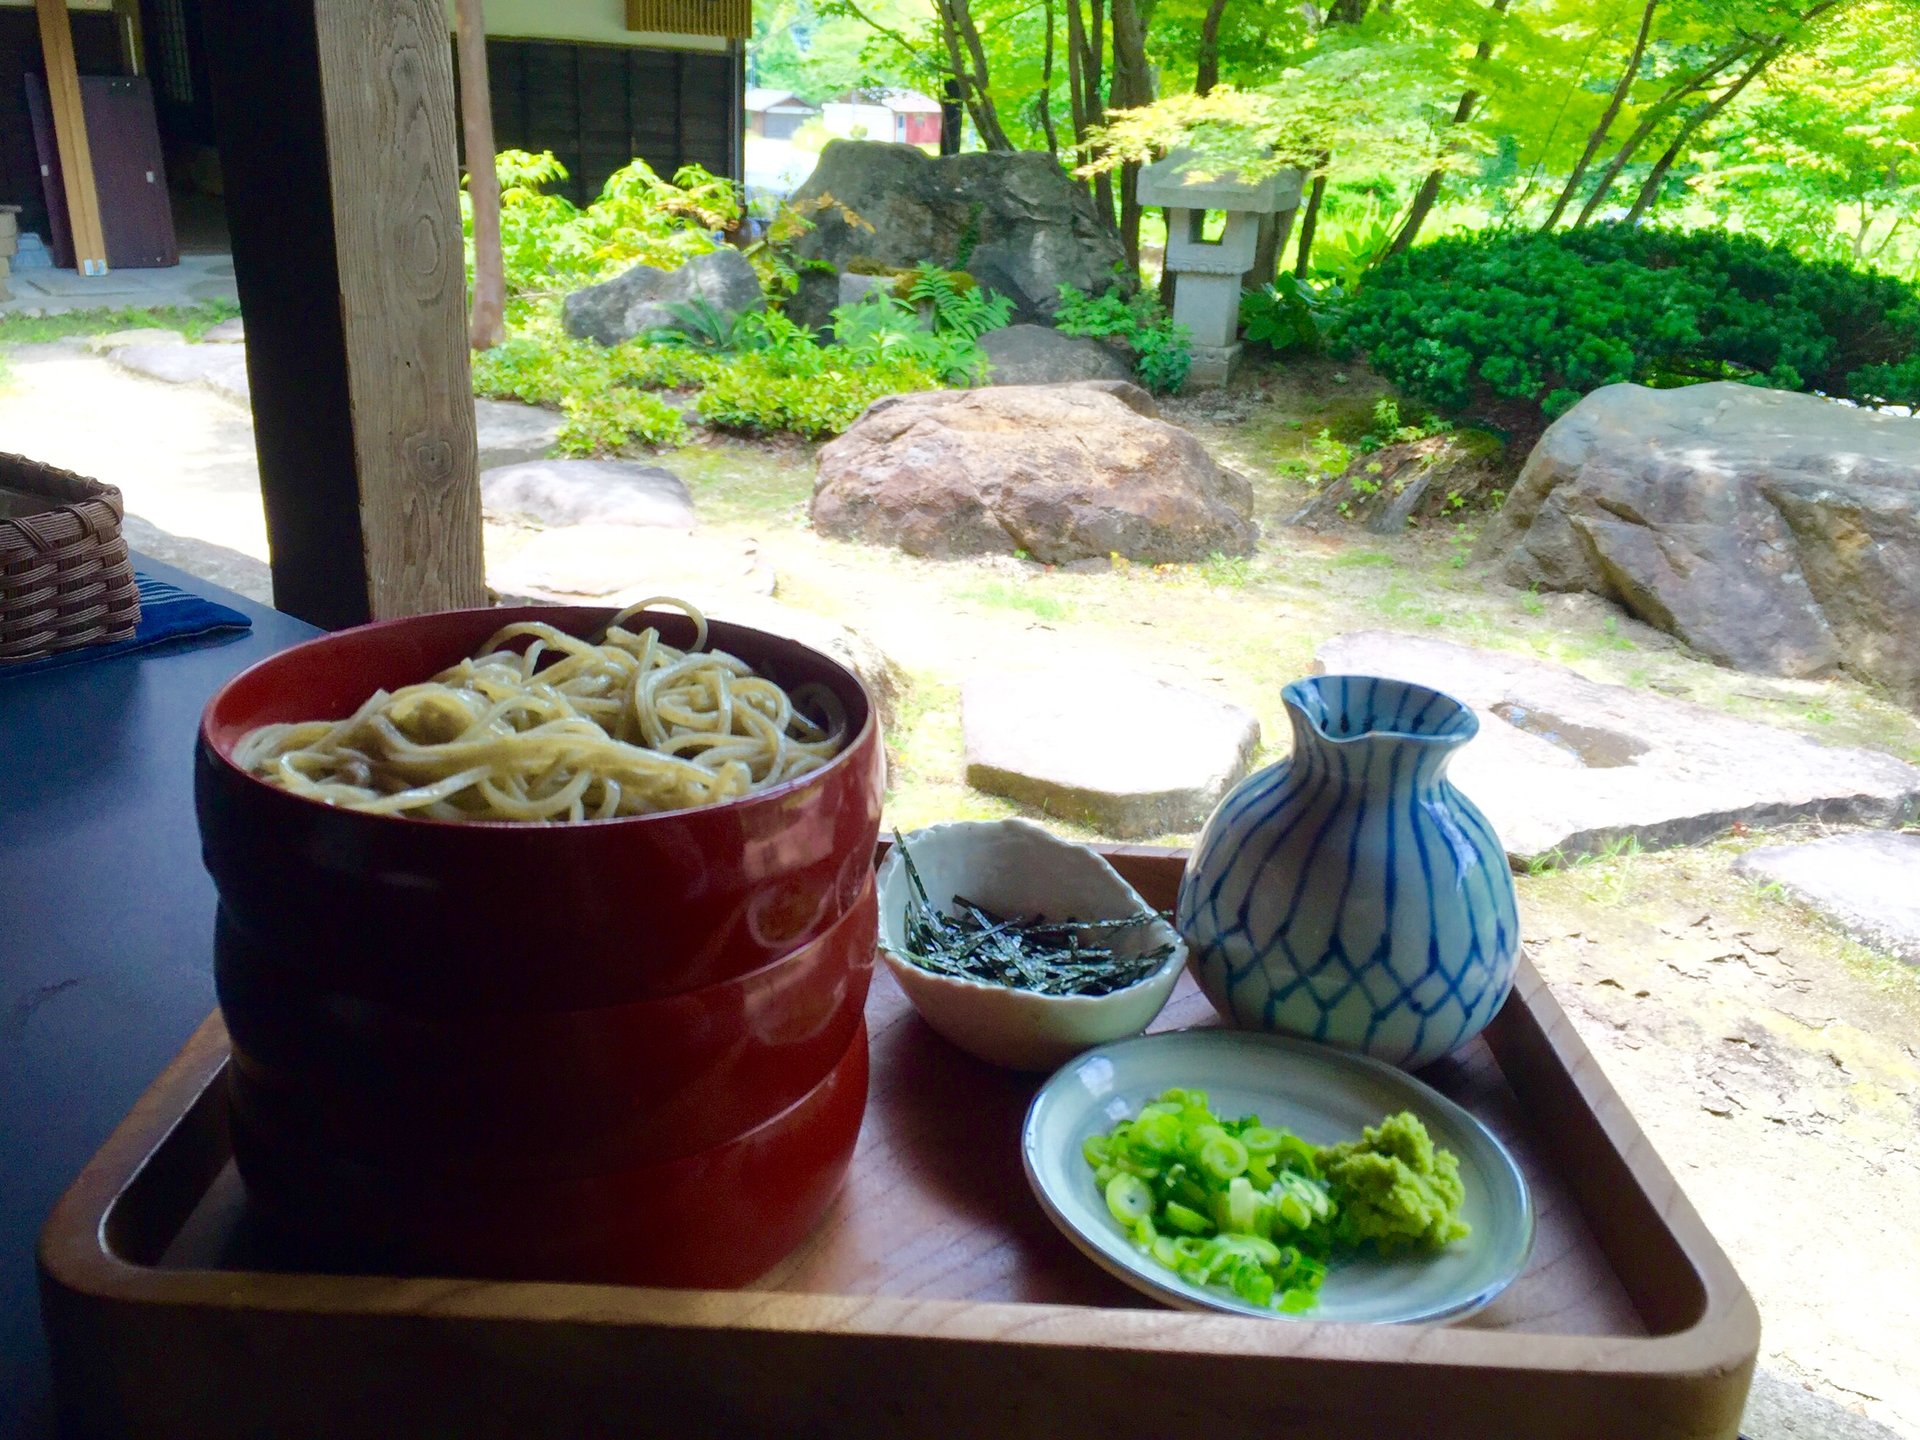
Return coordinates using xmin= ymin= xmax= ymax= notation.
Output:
xmin=195 ymin=606 xmax=883 ymax=1287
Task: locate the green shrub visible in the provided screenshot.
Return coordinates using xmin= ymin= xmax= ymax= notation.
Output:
xmin=472 ymin=326 xmax=690 ymax=453
xmin=1334 ymin=225 xmax=1920 ymax=424
xmin=832 ymin=294 xmax=990 ymax=385
xmin=1054 ymin=284 xmax=1194 ymax=394
xmin=1240 ymin=275 xmax=1343 ymax=355
xmin=698 ymin=353 xmax=939 ymax=438
xmin=557 ymin=389 xmax=688 ymax=455
xmin=467 ymin=150 xmax=737 ymax=300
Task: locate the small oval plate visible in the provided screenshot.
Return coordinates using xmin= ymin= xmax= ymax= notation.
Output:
xmin=1022 ymin=1029 xmax=1534 ymax=1324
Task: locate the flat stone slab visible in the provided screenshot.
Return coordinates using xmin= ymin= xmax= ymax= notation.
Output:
xmin=480 ymin=459 xmax=693 ymax=530
xmin=1743 ymin=1369 xmax=1907 ymax=1440
xmin=1733 ymin=832 xmax=1920 ymax=965
xmin=475 ymin=399 xmax=563 ymax=470
xmin=488 ymin=524 xmax=774 ymax=611
xmin=201 ymin=316 xmax=246 ymax=343
xmin=83 ymin=327 xmax=186 ymax=353
xmin=963 ymin=669 xmax=1260 ymax=839
xmin=1315 ymin=631 xmax=1920 ymax=864
xmin=106 ymin=341 xmax=249 ymax=405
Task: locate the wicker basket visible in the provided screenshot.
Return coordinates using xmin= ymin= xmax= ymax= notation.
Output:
xmin=1 ymin=452 xmax=141 ymax=663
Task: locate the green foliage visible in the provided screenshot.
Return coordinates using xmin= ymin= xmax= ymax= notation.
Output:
xmin=472 ymin=329 xmax=692 ymax=453
xmin=1240 ymin=276 xmax=1344 ymax=355
xmin=1132 ymin=319 xmax=1195 ymax=395
xmin=1055 ymin=285 xmax=1195 ymax=394
xmin=1357 ymin=397 xmax=1450 ymax=453
xmin=905 ymin=263 xmax=1015 ymax=340
xmin=647 ymin=297 xmax=754 ymax=351
xmin=470 ymin=150 xmax=738 ymax=300
xmin=1053 ymin=284 xmax=1148 ymax=340
xmin=698 ymin=351 xmax=940 ymax=437
xmin=556 ymin=389 xmax=690 ymax=456
xmin=832 ymin=294 xmax=989 ymax=385
xmin=1335 ymin=225 xmax=1920 ymax=423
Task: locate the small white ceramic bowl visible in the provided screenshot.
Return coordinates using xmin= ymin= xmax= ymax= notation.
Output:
xmin=876 ymin=819 xmax=1186 ymax=1071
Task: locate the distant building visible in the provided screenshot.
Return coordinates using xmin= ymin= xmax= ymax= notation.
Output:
xmin=745 ymin=88 xmax=821 ymax=141
xmin=822 ymin=88 xmax=942 ymax=147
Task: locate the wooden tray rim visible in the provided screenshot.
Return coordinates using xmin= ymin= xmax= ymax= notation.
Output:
xmin=38 ymin=846 xmax=1760 ymax=1387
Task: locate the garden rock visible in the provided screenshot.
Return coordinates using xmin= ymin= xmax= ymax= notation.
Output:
xmin=787 ymin=265 xmax=841 ymax=338
xmin=480 ymin=459 xmax=694 ymax=531
xmin=979 ymin=325 xmax=1131 ymax=386
xmin=963 ymin=668 xmax=1260 ymax=838
xmin=487 ymin=524 xmax=774 ymax=610
xmin=789 ymin=141 xmax=1129 ymax=321
xmin=1314 ymin=631 xmax=1920 ymax=865
xmin=1481 ymin=382 xmax=1920 ymax=704
xmin=837 ymin=272 xmax=896 ymax=309
xmin=201 ymin=317 xmax=246 ymax=343
xmin=474 ymin=399 xmax=562 ymax=470
xmin=562 ymin=247 xmax=764 ymax=347
xmin=812 ymin=382 xmax=1255 ymax=564
xmin=106 ymin=341 xmax=249 ymax=404
xmin=1733 ymin=833 xmax=1920 ymax=966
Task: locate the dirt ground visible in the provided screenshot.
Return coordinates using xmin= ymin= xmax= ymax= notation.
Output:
xmin=6 ymin=340 xmax=1919 ymax=1434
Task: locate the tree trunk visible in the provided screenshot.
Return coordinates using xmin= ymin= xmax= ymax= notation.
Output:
xmin=1039 ymin=0 xmax=1059 ymax=155
xmin=1390 ymin=0 xmax=1512 ymax=256
xmin=1084 ymin=0 xmax=1116 ymax=233
xmin=1195 ymin=0 xmax=1231 ymax=95
xmin=454 ymin=0 xmax=503 ymax=350
xmin=1625 ymin=42 xmax=1779 ymax=222
xmin=1542 ymin=0 xmax=1661 ymax=230
xmin=938 ymin=0 xmax=1013 ymax=150
xmin=1108 ymin=0 xmax=1153 ymax=275
xmin=1294 ymin=166 xmax=1328 ymax=277
xmin=1570 ymin=39 xmax=1751 ymax=227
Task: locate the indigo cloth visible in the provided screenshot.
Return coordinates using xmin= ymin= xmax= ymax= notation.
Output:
xmin=0 ymin=571 xmax=253 ymax=679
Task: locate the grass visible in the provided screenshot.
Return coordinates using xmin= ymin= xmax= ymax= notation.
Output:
xmin=954 ymin=578 xmax=1075 ymax=622
xmin=0 ymin=300 xmax=241 ymax=347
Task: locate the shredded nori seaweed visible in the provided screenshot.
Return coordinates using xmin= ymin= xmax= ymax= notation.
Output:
xmin=893 ymin=831 xmax=1176 ymax=997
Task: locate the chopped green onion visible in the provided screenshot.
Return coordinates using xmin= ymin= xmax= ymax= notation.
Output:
xmin=1079 ymin=1089 xmax=1469 ymax=1315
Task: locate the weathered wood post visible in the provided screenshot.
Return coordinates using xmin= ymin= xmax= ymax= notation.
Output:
xmin=202 ymin=0 xmax=486 ymax=628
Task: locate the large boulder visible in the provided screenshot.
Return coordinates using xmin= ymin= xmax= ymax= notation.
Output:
xmin=980 ymin=325 xmax=1132 ymax=386
xmin=480 ymin=459 xmax=694 ymax=530
xmin=562 ymin=248 xmax=763 ymax=347
xmin=1481 ymin=382 xmax=1920 ymax=704
xmin=788 ymin=141 xmax=1129 ymax=321
xmin=811 ymin=382 xmax=1255 ymax=564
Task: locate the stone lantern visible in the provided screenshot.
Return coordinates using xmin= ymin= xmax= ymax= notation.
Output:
xmin=1137 ymin=154 xmax=1304 ymax=387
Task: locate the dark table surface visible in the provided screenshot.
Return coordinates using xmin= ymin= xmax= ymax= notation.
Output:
xmin=0 ymin=557 xmax=317 ymax=1435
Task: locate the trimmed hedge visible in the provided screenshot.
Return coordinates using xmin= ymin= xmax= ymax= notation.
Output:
xmin=1333 ymin=225 xmax=1920 ymax=423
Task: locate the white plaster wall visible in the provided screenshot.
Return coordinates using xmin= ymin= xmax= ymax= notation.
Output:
xmin=441 ymin=0 xmax=727 ymax=51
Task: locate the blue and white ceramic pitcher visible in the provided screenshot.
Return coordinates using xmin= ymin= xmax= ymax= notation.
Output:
xmin=1176 ymin=675 xmax=1518 ymax=1070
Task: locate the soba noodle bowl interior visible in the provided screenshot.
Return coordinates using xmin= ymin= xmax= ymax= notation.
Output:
xmin=234 ymin=598 xmax=847 ymax=822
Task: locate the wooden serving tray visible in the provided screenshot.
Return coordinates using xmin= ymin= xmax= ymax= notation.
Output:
xmin=39 ymin=849 xmax=1758 ymax=1439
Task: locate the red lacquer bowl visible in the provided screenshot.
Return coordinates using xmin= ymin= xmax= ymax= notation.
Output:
xmin=231 ymin=1020 xmax=870 ymax=1289
xmin=196 ymin=606 xmax=884 ymax=1011
xmin=217 ymin=878 xmax=876 ymax=1176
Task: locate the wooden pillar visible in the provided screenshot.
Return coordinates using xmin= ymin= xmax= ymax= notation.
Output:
xmin=33 ymin=0 xmax=109 ymax=276
xmin=201 ymin=0 xmax=485 ymax=629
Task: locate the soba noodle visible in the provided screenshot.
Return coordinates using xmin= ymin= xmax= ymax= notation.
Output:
xmin=234 ymin=598 xmax=847 ymax=822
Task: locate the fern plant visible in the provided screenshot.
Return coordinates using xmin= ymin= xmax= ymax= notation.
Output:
xmin=906 ymin=263 xmax=1015 ymax=341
